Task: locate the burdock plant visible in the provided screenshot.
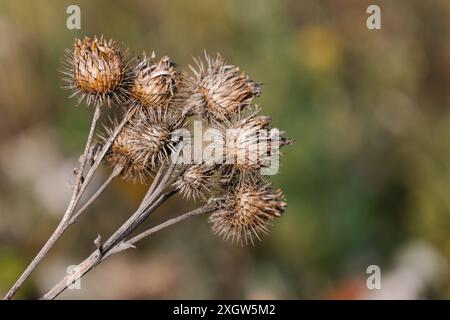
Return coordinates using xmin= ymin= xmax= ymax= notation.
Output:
xmin=3 ymin=36 xmax=292 ymax=300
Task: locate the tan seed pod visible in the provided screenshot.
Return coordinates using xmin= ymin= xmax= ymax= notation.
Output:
xmin=130 ymin=53 xmax=179 ymax=108
xmin=62 ymin=35 xmax=131 ymax=107
xmin=101 ymin=107 xmax=183 ymax=183
xmin=105 ymin=125 xmax=153 ymax=182
xmin=185 ymin=53 xmax=261 ymax=122
xmin=212 ymin=113 xmax=292 ymax=180
xmin=173 ymin=164 xmax=218 ymax=200
xmin=209 ymin=184 xmax=287 ymax=245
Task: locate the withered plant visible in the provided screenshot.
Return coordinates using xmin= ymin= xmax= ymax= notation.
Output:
xmin=4 ymin=36 xmax=292 ymax=300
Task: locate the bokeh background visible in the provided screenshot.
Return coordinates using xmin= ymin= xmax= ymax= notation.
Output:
xmin=0 ymin=0 xmax=449 ymax=299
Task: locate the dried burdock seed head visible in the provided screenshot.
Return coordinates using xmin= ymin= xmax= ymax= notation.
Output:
xmin=101 ymin=107 xmax=183 ymax=183
xmin=173 ymin=164 xmax=218 ymax=200
xmin=213 ymin=113 xmax=291 ymax=177
xmin=130 ymin=53 xmax=179 ymax=108
xmin=103 ymin=124 xmax=153 ymax=183
xmin=62 ymin=35 xmax=131 ymax=107
xmin=209 ymin=184 xmax=286 ymax=245
xmin=185 ymin=53 xmax=261 ymax=122
xmin=218 ymin=165 xmax=268 ymax=190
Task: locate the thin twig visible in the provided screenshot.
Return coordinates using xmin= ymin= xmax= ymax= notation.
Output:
xmin=137 ymin=163 xmax=166 ymax=213
xmin=103 ymin=201 xmax=217 ymax=259
xmin=102 ymin=189 xmax=177 ymax=254
xmin=140 ymin=146 xmax=183 ymax=210
xmin=128 ymin=202 xmax=217 ymax=247
xmin=40 ymin=191 xmax=174 ymax=300
xmin=68 ymin=107 xmax=137 ymax=218
xmin=3 ymin=104 xmax=102 ymax=300
xmin=121 ymin=189 xmax=178 ymax=246
xmin=68 ymin=165 xmax=122 ymax=226
xmin=4 ymin=107 xmax=136 ymax=300
xmin=40 ymin=200 xmax=219 ymax=300
xmin=147 ymin=164 xmax=166 ymax=196
xmin=40 ymin=250 xmax=102 ymax=301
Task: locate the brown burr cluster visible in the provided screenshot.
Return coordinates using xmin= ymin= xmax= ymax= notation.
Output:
xmin=63 ymin=36 xmax=292 ymax=245
xmin=209 ymin=185 xmax=287 ymax=245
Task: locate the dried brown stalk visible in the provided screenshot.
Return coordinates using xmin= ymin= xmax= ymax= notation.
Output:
xmin=4 ymin=36 xmax=291 ymax=300
xmin=40 ymin=189 xmax=220 ymax=300
xmin=3 ymin=107 xmax=135 ymax=300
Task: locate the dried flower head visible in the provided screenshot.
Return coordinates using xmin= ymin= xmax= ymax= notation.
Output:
xmin=62 ymin=36 xmax=131 ymax=107
xmin=209 ymin=184 xmax=286 ymax=245
xmin=211 ymin=113 xmax=291 ymax=181
xmin=130 ymin=53 xmax=179 ymax=108
xmin=102 ymin=108 xmax=182 ymax=182
xmin=185 ymin=53 xmax=261 ymax=122
xmin=173 ymin=164 xmax=218 ymax=200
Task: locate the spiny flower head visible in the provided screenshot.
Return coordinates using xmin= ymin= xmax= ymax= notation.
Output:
xmin=130 ymin=53 xmax=179 ymax=108
xmin=102 ymin=107 xmax=183 ymax=182
xmin=209 ymin=184 xmax=286 ymax=245
xmin=211 ymin=113 xmax=292 ymax=177
xmin=185 ymin=53 xmax=261 ymax=122
xmin=62 ymin=36 xmax=131 ymax=107
xmin=173 ymin=164 xmax=218 ymax=200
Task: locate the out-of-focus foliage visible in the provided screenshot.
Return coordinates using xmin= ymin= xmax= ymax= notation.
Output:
xmin=0 ymin=0 xmax=448 ymax=299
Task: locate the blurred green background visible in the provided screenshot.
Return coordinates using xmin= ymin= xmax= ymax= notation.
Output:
xmin=0 ymin=0 xmax=449 ymax=299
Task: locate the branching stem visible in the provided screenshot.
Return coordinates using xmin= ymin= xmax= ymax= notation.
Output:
xmin=3 ymin=107 xmax=136 ymax=300
xmin=40 ymin=200 xmax=218 ymax=300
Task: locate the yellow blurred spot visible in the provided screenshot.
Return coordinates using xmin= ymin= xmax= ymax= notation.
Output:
xmin=295 ymin=26 xmax=342 ymax=73
xmin=113 ymin=178 xmax=148 ymax=204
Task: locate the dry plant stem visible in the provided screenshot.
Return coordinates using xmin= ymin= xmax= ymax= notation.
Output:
xmin=68 ymin=164 xmax=123 ymax=226
xmin=121 ymin=189 xmax=178 ymax=247
xmin=137 ymin=147 xmax=182 ymax=213
xmin=5 ymin=108 xmax=136 ymax=300
xmin=127 ymin=203 xmax=217 ymax=248
xmin=40 ymin=250 xmax=102 ymax=301
xmin=70 ymin=107 xmax=137 ymax=212
xmin=137 ymin=164 xmax=166 ymax=212
xmin=40 ymin=201 xmax=218 ymax=300
xmin=3 ymin=104 xmax=101 ymax=300
xmin=148 ymin=165 xmax=165 ymax=195
xmin=102 ymin=179 xmax=178 ymax=255
xmin=41 ymin=191 xmax=177 ymax=300
xmin=141 ymin=148 xmax=184 ymax=209
xmin=139 ymin=165 xmax=175 ymax=212
xmin=40 ymin=181 xmax=188 ymax=300
xmin=95 ymin=161 xmax=178 ymax=269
